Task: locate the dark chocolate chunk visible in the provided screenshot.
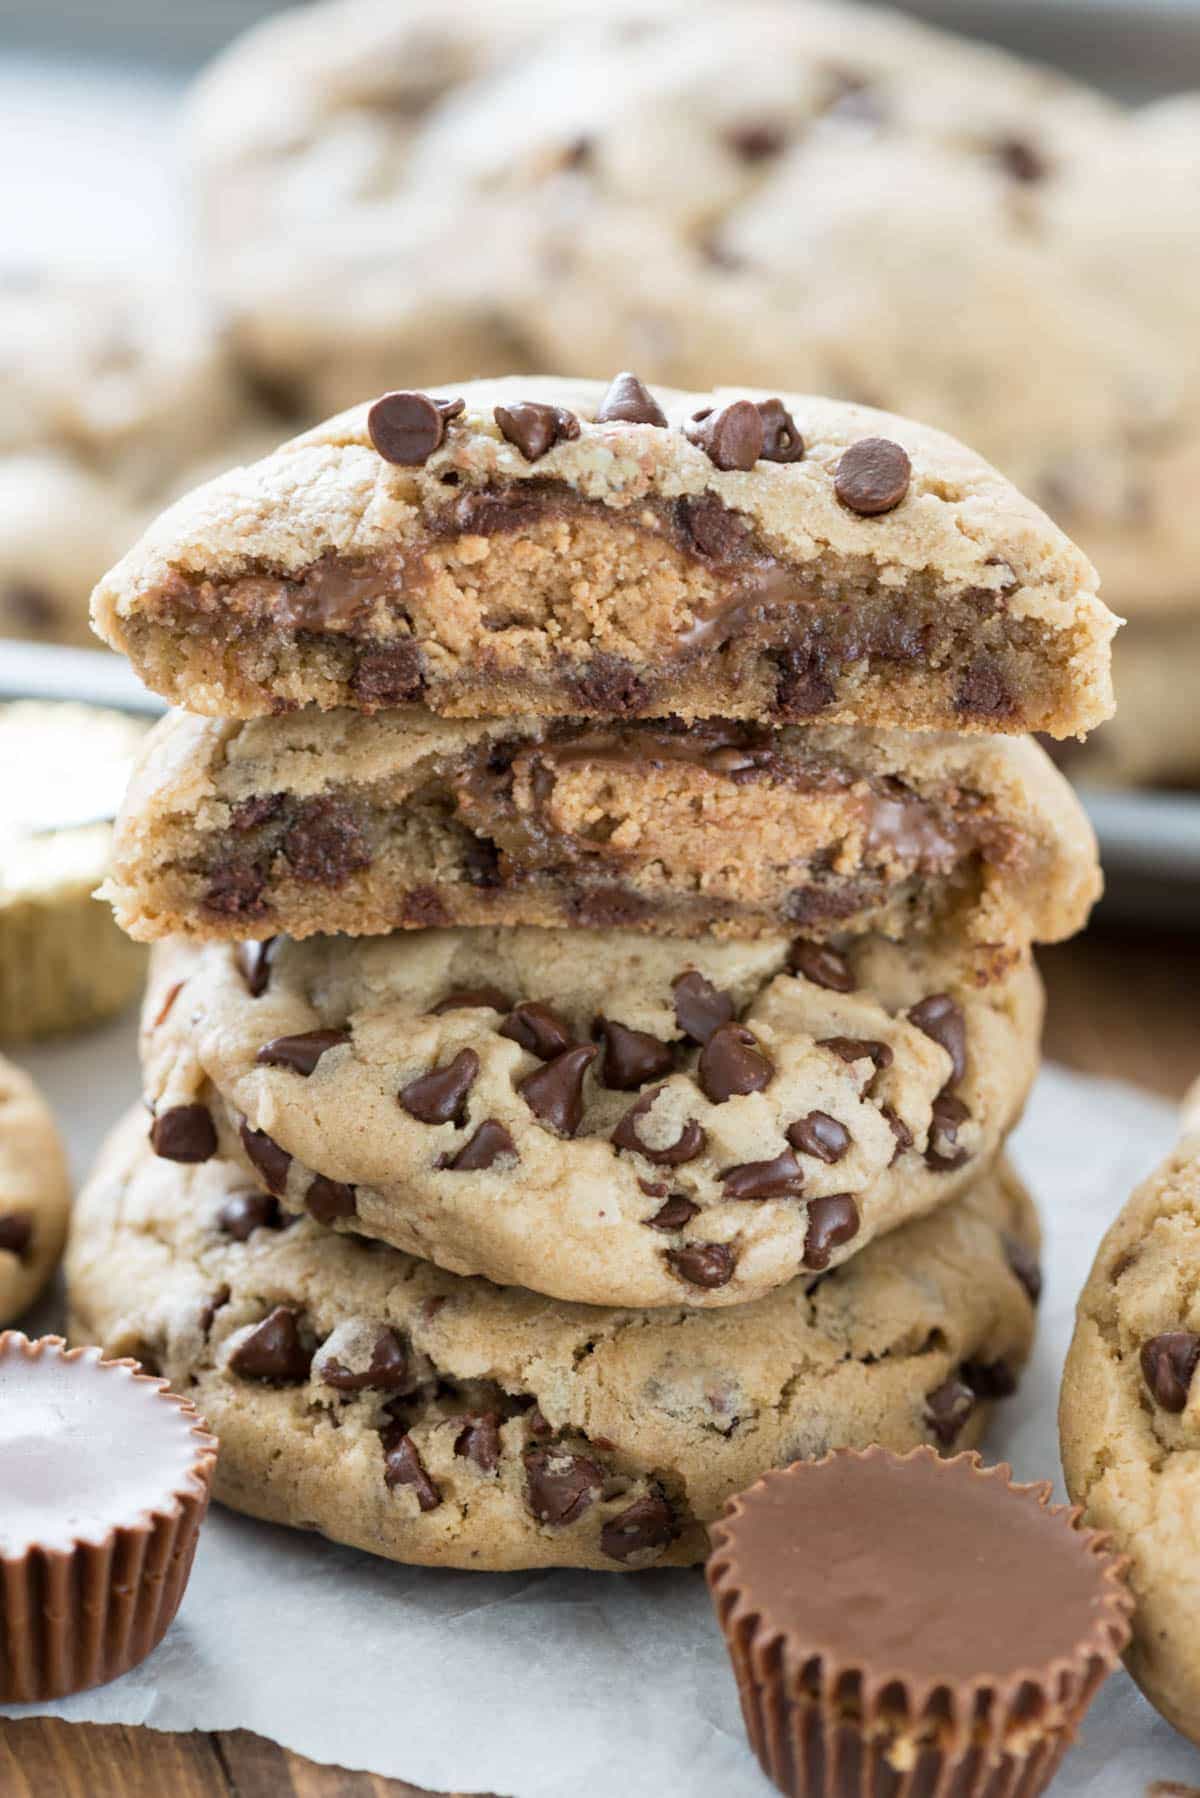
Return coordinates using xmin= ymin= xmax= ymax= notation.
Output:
xmin=494 ymin=401 xmax=580 ymax=461
xmin=1004 ymin=1235 xmax=1043 ymax=1306
xmin=787 ymin=1111 xmax=850 ymax=1163
xmin=150 ymin=1104 xmax=217 ymax=1164
xmin=698 ymin=1024 xmax=773 ymax=1104
xmin=600 ymin=1494 xmax=677 ymax=1563
xmin=306 ymin=1176 xmax=357 ymax=1224
xmin=322 ymin=1328 xmax=409 ymax=1393
xmin=350 ymin=642 xmax=425 ymax=707
xmin=524 ymin=1447 xmax=603 ymax=1524
xmin=721 ymin=1149 xmax=804 ymax=1201
xmin=229 ymin=1306 xmax=312 ymax=1384
xmin=500 ymin=1001 xmax=573 ymax=1061
xmin=236 ymin=938 xmax=277 ymax=997
xmin=518 ymin=1045 xmax=597 ymax=1136
xmin=612 ymin=1087 xmax=706 ymax=1165
xmin=955 ymin=661 xmax=1017 ymax=720
xmin=203 ymin=862 xmax=268 ymax=919
xmin=961 ymin=1359 xmax=1018 ymax=1400
xmin=672 ymin=969 xmax=735 ymax=1045
xmin=881 ymin=1104 xmax=914 ymax=1163
xmin=666 ymin=1242 xmax=736 ymax=1289
xmin=756 ymin=398 xmax=805 ymax=464
xmin=256 ymin=1027 xmax=350 ymax=1077
xmin=773 ymin=644 xmax=836 ymax=718
xmin=381 ymin=1426 xmax=442 ymax=1510
xmin=907 ymin=994 xmax=967 ymax=1085
xmin=399 ymin=1049 xmax=480 ymax=1126
xmin=803 ymin=1194 xmax=860 ymax=1270
xmin=678 ymin=492 xmax=751 ymax=560
xmin=217 ymin=1190 xmax=283 ymax=1241
xmin=239 ymin=1119 xmax=292 ymax=1196
xmin=0 ymin=1213 xmax=33 ymax=1259
xmin=925 ymin=1377 xmax=976 ymax=1447
xmin=926 ymin=1091 xmax=972 ymax=1171
xmin=645 ymin=1194 xmax=700 ymax=1231
xmin=685 ymin=400 xmax=764 ymax=471
xmin=819 ymin=1037 xmax=893 ymax=1073
xmin=439 ymin=1119 xmax=517 ymax=1172
xmin=283 ymin=798 xmax=370 ymax=887
xmin=455 ymin=1413 xmax=502 ymax=1474
xmin=594 ymin=372 xmax=667 ymax=427
xmin=787 ymin=939 xmax=855 ymax=992
xmin=596 ymin=1018 xmax=674 ymax=1090
xmin=1141 ymin=1331 xmax=1200 ymax=1413
xmin=834 ymin=437 xmax=911 ymax=515
xmin=432 ymin=987 xmax=510 ymax=1015
xmin=367 ymin=390 xmax=463 ymax=465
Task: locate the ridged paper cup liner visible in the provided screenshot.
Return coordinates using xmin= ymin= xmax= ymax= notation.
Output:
xmin=0 ymin=1333 xmax=218 ymax=1702
xmin=707 ymin=1446 xmax=1133 ymax=1798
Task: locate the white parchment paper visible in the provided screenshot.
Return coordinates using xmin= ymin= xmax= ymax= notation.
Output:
xmin=5 ymin=1015 xmax=1200 ymax=1796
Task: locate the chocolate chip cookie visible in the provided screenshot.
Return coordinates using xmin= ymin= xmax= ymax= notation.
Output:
xmin=1061 ymin=1105 xmax=1200 ymax=1746
xmin=90 ymin=376 xmax=1116 ymax=738
xmin=67 ymin=1109 xmax=1039 ymax=1571
xmin=140 ymin=925 xmax=1042 ymax=1308
xmin=0 ymin=1056 xmax=70 ymax=1327
xmin=104 ymin=706 xmax=1100 ymax=951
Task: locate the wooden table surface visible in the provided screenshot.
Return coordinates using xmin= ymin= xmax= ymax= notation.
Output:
xmin=4 ymin=923 xmax=1197 ymax=1798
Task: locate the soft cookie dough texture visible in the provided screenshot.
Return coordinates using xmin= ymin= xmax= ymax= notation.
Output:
xmin=185 ymin=0 xmax=1197 ymax=616
xmin=1061 ymin=1106 xmax=1200 ymax=1746
xmin=90 ymin=377 xmax=1116 ymax=739
xmin=68 ymin=1112 xmax=1040 ymax=1572
xmin=0 ymin=1056 xmax=70 ymax=1327
xmin=141 ymin=926 xmax=1042 ymax=1309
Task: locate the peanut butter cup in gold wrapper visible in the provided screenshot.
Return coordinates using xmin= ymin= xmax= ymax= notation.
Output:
xmin=0 ymin=1333 xmax=217 ymax=1701
xmin=707 ymin=1446 xmax=1132 ymax=1798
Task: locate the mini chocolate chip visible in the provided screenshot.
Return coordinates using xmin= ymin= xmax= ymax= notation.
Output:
xmin=519 ymin=1044 xmax=597 ymax=1136
xmin=594 ymin=371 xmax=667 ymax=427
xmin=1141 ymin=1332 xmax=1200 ymax=1412
xmin=399 ymin=1049 xmax=480 ymax=1126
xmin=1004 ymin=1235 xmax=1043 ymax=1306
xmin=524 ymin=1447 xmax=603 ymax=1524
xmin=239 ymin=1120 xmax=292 ymax=1196
xmin=834 ymin=437 xmax=911 ymax=515
xmin=819 ymin=1036 xmax=893 ymax=1073
xmin=368 ymin=390 xmax=463 ymax=465
xmin=685 ymin=399 xmax=764 ymax=471
xmin=501 ymin=1001 xmax=573 ymax=1061
xmin=725 ymin=122 xmax=787 ymax=162
xmin=494 ymin=401 xmax=580 ymax=461
xmin=925 ymin=1377 xmax=975 ymax=1447
xmin=432 ymin=987 xmax=510 ymax=1015
xmin=0 ymin=1213 xmax=33 ymax=1258
xmin=455 ymin=1413 xmax=502 ymax=1473
xmin=756 ymin=398 xmax=805 ymax=464
xmin=907 ymin=994 xmax=967 ymax=1085
xmin=600 ymin=1494 xmax=677 ymax=1564
xmin=256 ymin=1027 xmax=350 ymax=1077
xmin=612 ymin=1087 xmax=707 ymax=1165
xmin=283 ymin=797 xmax=370 ymax=887
xmin=322 ymin=1328 xmax=409 ymax=1393
xmin=150 ymin=1104 xmax=217 ymax=1164
xmin=672 ymin=970 xmax=735 ymax=1045
xmin=381 ymin=1426 xmax=442 ymax=1510
xmin=926 ymin=1092 xmax=972 ymax=1171
xmin=307 ymin=1176 xmax=357 ymax=1224
xmin=666 ymin=1242 xmax=736 ymax=1289
xmin=698 ymin=1024 xmax=773 ymax=1104
xmin=881 ymin=1104 xmax=914 ymax=1163
xmin=962 ymin=1359 xmax=1018 ymax=1400
xmin=440 ymin=1119 xmax=517 ymax=1172
xmin=787 ymin=1111 xmax=850 ymax=1163
xmin=229 ymin=1306 xmax=312 ymax=1383
xmin=996 ymin=136 xmax=1047 ymax=182
xmin=350 ymin=642 xmax=426 ymax=708
xmin=217 ymin=1190 xmax=283 ymax=1241
xmin=721 ymin=1149 xmax=804 ymax=1201
xmin=236 ymin=938 xmax=277 ymax=997
xmin=787 ymin=939 xmax=855 ymax=992
xmin=803 ymin=1193 xmax=860 ymax=1270
xmin=597 ymin=1019 xmax=674 ymax=1090
xmin=645 ymin=1194 xmax=700 ymax=1231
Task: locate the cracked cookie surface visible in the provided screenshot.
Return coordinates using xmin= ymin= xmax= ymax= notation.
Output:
xmin=0 ymin=1055 xmax=70 ymax=1327
xmin=141 ymin=926 xmax=1042 ymax=1309
xmin=90 ymin=376 xmax=1116 ymax=737
xmin=104 ymin=707 xmax=1099 ymax=951
xmin=1061 ymin=1107 xmax=1200 ymax=1746
xmin=67 ymin=1110 xmax=1039 ymax=1571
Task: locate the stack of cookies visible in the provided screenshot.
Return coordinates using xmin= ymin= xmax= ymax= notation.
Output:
xmin=69 ymin=374 xmax=1114 ymax=1571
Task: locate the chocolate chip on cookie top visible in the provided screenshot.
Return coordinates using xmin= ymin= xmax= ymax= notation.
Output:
xmin=593 ymin=371 xmax=668 ymax=427
xmin=834 ymin=436 xmax=913 ymax=515
xmin=367 ymin=391 xmax=464 ymax=465
xmin=494 ymin=400 xmax=581 ymax=461
xmin=1141 ymin=1331 xmax=1200 ymax=1413
xmin=685 ymin=397 xmax=805 ymax=470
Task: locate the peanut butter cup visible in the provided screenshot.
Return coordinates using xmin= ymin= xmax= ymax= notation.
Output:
xmin=708 ymin=1447 xmax=1132 ymax=1798
xmin=0 ymin=1333 xmax=217 ymax=1701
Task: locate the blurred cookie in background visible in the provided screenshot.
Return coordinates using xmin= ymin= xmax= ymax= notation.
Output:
xmin=0 ymin=701 xmax=149 ymax=1040
xmin=0 ymin=455 xmax=141 ymax=648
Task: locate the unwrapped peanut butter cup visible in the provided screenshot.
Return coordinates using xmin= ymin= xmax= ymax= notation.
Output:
xmin=707 ymin=1446 xmax=1132 ymax=1798
xmin=0 ymin=1333 xmax=217 ymax=1701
